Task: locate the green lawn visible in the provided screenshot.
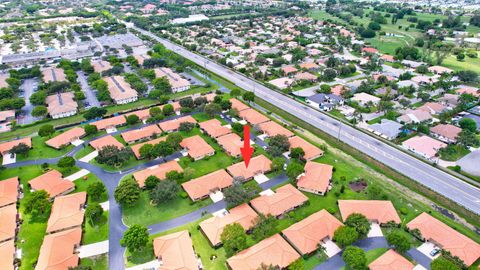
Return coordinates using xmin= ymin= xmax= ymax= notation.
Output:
xmin=73 ymin=173 xmax=109 ymax=203
xmin=16 ymin=135 xmax=74 ymax=162
xmin=121 ymin=186 xmax=211 ymax=227
xmin=80 ymin=255 xmax=108 ymax=270
xmin=83 ymin=211 xmax=109 ymax=244
xmin=439 ymin=144 xmax=471 ymax=161
xmin=442 ymin=53 xmax=480 ymax=73
xmin=74 ymin=145 xmax=95 ymax=160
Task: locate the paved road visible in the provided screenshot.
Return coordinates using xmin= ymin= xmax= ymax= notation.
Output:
xmin=129 ymin=25 xmax=480 ymax=215
xmin=77 ymin=71 xmax=100 ymax=108
xmin=18 ymin=78 xmax=40 ymax=125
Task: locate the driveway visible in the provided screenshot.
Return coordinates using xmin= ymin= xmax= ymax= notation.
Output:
xmin=78 ymin=240 xmax=109 ymax=258
xmin=416 ymin=242 xmax=440 ymax=260
xmin=77 ymin=71 xmax=100 ymax=108
xmin=321 ymin=239 xmax=342 ymax=258
xmin=367 ymin=223 xmax=383 ymax=237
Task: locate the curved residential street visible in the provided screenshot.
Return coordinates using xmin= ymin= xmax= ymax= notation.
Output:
xmin=129 ymin=24 xmax=480 ymax=216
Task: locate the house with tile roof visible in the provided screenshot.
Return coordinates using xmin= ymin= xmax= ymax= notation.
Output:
xmin=0 ymin=177 xmax=19 ymax=208
xmin=158 ymin=115 xmax=197 ymax=133
xmin=0 ymin=204 xmax=17 ymax=243
xmin=153 ymin=230 xmax=199 ymax=270
xmin=91 ymin=115 xmax=127 ymax=131
xmin=29 ymin=170 xmax=75 ymax=198
xmin=288 ymin=136 xmax=323 ymax=160
xmin=132 ymin=160 xmax=183 ymax=187
xmin=227 ymin=234 xmax=300 ymax=270
xmin=402 ymin=135 xmax=446 ymax=163
xmin=180 ymin=135 xmax=215 ymax=161
xmin=368 ymin=249 xmax=415 ymax=270
xmin=407 ymin=212 xmax=480 ymax=267
xmin=257 ymin=121 xmax=294 ymax=138
xmin=35 ymin=228 xmax=82 ymax=270
xmin=46 ymin=127 xmax=85 ymax=149
xmin=182 ymin=169 xmax=233 ymax=201
xmin=338 ymin=200 xmax=401 ymax=224
xmin=0 ymin=137 xmax=32 ymax=156
xmin=227 ymin=155 xmax=272 ymax=181
xmin=46 ymin=92 xmax=78 ymax=119
xmin=199 ymin=204 xmax=258 ymax=246
xmin=46 ymin=192 xmax=86 ymax=234
xmin=130 ymin=137 xmax=167 ymax=159
xmin=89 ymin=135 xmax=124 ymax=151
xmin=430 ymin=124 xmax=462 ymax=144
xmin=217 ymin=133 xmax=244 ymax=157
xmin=0 ymin=240 xmax=15 ymax=270
xmin=120 ymin=124 xmax=162 ymax=144
xmin=250 ymin=184 xmax=308 ymax=218
xmin=239 ymin=109 xmax=270 ymax=126
xmin=199 ymin=119 xmax=232 ymax=138
xmin=104 ymin=76 xmax=138 ymax=104
xmin=282 ymin=209 xmax=343 ymax=255
xmin=297 ymin=162 xmax=333 ymax=195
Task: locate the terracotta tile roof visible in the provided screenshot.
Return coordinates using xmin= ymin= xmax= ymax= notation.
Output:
xmin=227 ymin=155 xmax=272 ymax=180
xmin=217 ymin=133 xmax=243 ymax=157
xmin=369 ymin=250 xmax=414 ymax=270
xmin=257 ymin=121 xmax=294 ymax=137
xmin=180 ymin=135 xmax=215 ymax=160
xmin=0 ymin=110 xmax=15 ymax=122
xmin=239 ymin=109 xmax=270 ymax=125
xmin=227 ymin=234 xmax=300 ymax=270
xmin=199 ymin=119 xmax=231 ymax=138
xmin=104 ymin=76 xmax=138 ymax=103
xmin=418 ymin=102 xmax=446 ymax=114
xmin=407 ymin=212 xmax=480 ymax=266
xmin=89 ymin=135 xmax=124 ymax=151
xmin=125 ymin=108 xmax=151 ymax=121
xmin=230 ymin=98 xmax=250 ymax=112
xmin=428 ymin=66 xmax=453 ymax=74
xmin=0 ymin=137 xmax=32 ymax=155
xmin=299 ymin=62 xmax=319 ymax=70
xmin=29 ymin=170 xmax=74 ymax=198
xmin=182 ymin=169 xmax=233 ymax=201
xmin=158 ymin=115 xmax=197 ymax=132
xmin=46 ymin=192 xmax=86 ymax=233
xmin=131 ymin=137 xmax=167 ymax=159
xmin=380 ymin=55 xmax=395 ymax=62
xmin=42 ymin=68 xmax=67 ymax=83
xmin=282 ymin=65 xmax=298 ymax=75
xmin=153 ymin=230 xmax=198 ymax=270
xmin=362 ymin=47 xmax=378 ymax=54
xmin=0 ymin=240 xmax=14 ymax=270
xmin=46 ymin=127 xmax=85 ymax=149
xmin=134 ymin=54 xmax=150 ymax=66
xmin=455 ymin=86 xmax=479 ymax=97
xmin=91 ymin=60 xmax=112 ymax=73
xmin=121 ymin=124 xmax=162 ymax=144
xmin=402 ymin=136 xmax=446 ymax=159
xmin=288 ymin=136 xmax=323 ymax=160
xmin=282 ymin=209 xmax=343 ymax=255
xmin=200 ymin=203 xmax=258 ymax=246
xmin=0 ymin=177 xmax=19 ymax=208
xmin=338 ymin=200 xmax=401 ymax=224
xmin=295 ymin=72 xmax=317 ymax=81
xmin=91 ymin=115 xmax=126 ymax=130
xmin=154 ymin=68 xmax=191 ymax=90
xmin=430 ymin=124 xmax=462 ymax=141
xmin=35 ymin=228 xmax=81 ymax=270
xmin=45 ymin=92 xmax=78 ymax=117
xmin=0 ymin=204 xmax=17 ymax=243
xmin=297 ymin=162 xmax=333 ymax=194
xmin=158 ymin=101 xmax=181 ymax=112
xmin=250 ymin=184 xmax=308 ymax=217
xmin=132 ymin=160 xmax=183 ymax=187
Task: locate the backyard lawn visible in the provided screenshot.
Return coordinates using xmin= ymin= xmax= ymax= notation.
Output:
xmin=16 ymin=135 xmax=74 ymax=162
xmin=83 ymin=211 xmax=109 ymax=245
xmin=121 ymin=187 xmax=211 ymax=227
xmin=80 ymin=255 xmax=108 ymax=270
xmin=73 ymin=173 xmax=109 ymax=203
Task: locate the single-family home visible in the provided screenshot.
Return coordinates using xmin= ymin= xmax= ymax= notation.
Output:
xmin=199 ymin=119 xmax=231 ymax=138
xmin=46 ymin=192 xmax=86 ymax=234
xmin=288 ymin=136 xmax=323 ymax=160
xmin=130 ymin=137 xmax=166 ymax=159
xmin=158 ymin=115 xmax=197 ymax=133
xmin=227 ymin=155 xmax=272 ymax=181
xmin=104 ymin=76 xmax=138 ymax=104
xmin=257 ymin=121 xmax=294 ymax=138
xmin=217 ymin=133 xmax=244 ymax=157
xmin=46 ymin=92 xmax=78 ymax=119
xmin=153 ymin=230 xmax=199 ymax=270
xmin=430 ymin=124 xmax=462 ymax=144
xmin=250 ymin=184 xmax=308 ymax=217
xmin=120 ymin=124 xmax=162 ymax=144
xmin=402 ymin=135 xmax=446 ymax=162
xmin=338 ymin=200 xmax=401 ymax=225
xmin=180 ymin=135 xmax=215 ymax=160
xmin=29 ymin=170 xmax=75 ymax=198
xmin=0 ymin=177 xmax=19 ymax=208
xmin=368 ymin=119 xmax=403 ymax=140
xmin=297 ymin=162 xmax=333 ymax=195
xmin=89 ymin=135 xmax=124 ymax=151
xmin=182 ymin=169 xmax=233 ymax=202
xmin=306 ymin=93 xmax=344 ymax=111
xmin=238 ymin=108 xmax=270 ymax=125
xmin=91 ymin=115 xmax=127 ymax=131
xmin=0 ymin=204 xmax=17 ymax=243
xmin=46 ymin=127 xmax=85 ymax=149
xmin=351 ymin=93 xmax=381 ymax=106
xmin=132 ymin=160 xmax=183 ymax=187
xmin=368 ymin=249 xmax=415 ymax=270
xmin=35 ymin=228 xmax=82 ymax=270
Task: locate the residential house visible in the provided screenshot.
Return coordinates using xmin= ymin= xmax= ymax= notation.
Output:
xmin=29 ymin=170 xmax=75 ymax=198
xmin=250 ymin=184 xmax=308 ymax=217
xmin=132 ymin=160 xmax=183 ymax=187
xmin=430 ymin=124 xmax=462 ymax=144
xmin=199 ymin=119 xmax=231 ymax=138
xmin=46 ymin=127 xmax=85 ymax=149
xmin=35 ymin=228 xmax=82 ymax=270
xmin=217 ymin=133 xmax=244 ymax=157
xmin=154 ymin=68 xmax=191 ymax=93
xmin=407 ymin=212 xmax=480 ymax=267
xmin=153 ymin=230 xmax=199 ymax=270
xmin=46 ymin=92 xmax=78 ymax=119
xmin=0 ymin=137 xmax=32 ymax=156
xmin=46 ymin=192 xmax=86 ymax=234
xmin=104 ymin=76 xmax=138 ymax=104
xmin=158 ymin=115 xmax=197 ymax=133
xmin=91 ymin=115 xmax=127 ymax=131
xmin=130 ymin=137 xmax=166 ymax=159
xmin=282 ymin=210 xmax=343 ymax=255
xmin=42 ymin=68 xmax=67 ymax=83
xmin=368 ymin=119 xmax=403 ymax=140
xmin=296 ymin=162 xmax=333 ymax=195
xmin=306 ymin=93 xmax=344 ymax=111
xmin=239 ymin=108 xmax=270 ymax=125
xmin=121 ymin=124 xmax=161 ymax=144
xmin=0 ymin=177 xmax=19 ymax=208
xmin=182 ymin=169 xmax=233 ymax=201
xmin=0 ymin=110 xmax=15 ymax=133
xmin=288 ymin=136 xmax=323 ymax=160
xmin=397 ymin=109 xmax=433 ymax=124
xmin=230 ymin=98 xmax=250 ymax=112
xmin=257 ymin=121 xmax=294 ymax=138
xmin=338 ymin=200 xmax=401 ymax=224
xmin=269 ymin=77 xmax=294 ymax=90
xmin=351 ymin=93 xmax=381 ymax=106
xmin=0 ymin=240 xmax=15 ymax=270
xmin=199 ymin=204 xmax=258 ymax=246
xmin=368 ymin=250 xmax=415 ymax=270
xmin=0 ymin=204 xmax=17 ymax=243
xmin=227 ymin=155 xmax=272 ymax=180
xmin=402 ymin=135 xmax=446 ymax=163
xmin=89 ymin=135 xmax=124 ymax=151
xmin=418 ymin=102 xmax=446 ymax=115
xmin=180 ymin=135 xmax=215 ymax=160
xmin=91 ymin=60 xmax=112 ymax=73
xmin=227 ymin=234 xmax=300 ymax=270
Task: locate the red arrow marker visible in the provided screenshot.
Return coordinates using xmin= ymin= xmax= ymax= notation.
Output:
xmin=240 ymin=125 xmax=254 ymax=168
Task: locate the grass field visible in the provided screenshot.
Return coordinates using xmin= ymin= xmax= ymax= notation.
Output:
xmin=80 ymin=255 xmax=108 ymax=270
xmin=442 ymin=53 xmax=480 ymax=73
xmin=83 ymin=211 xmax=109 ymax=245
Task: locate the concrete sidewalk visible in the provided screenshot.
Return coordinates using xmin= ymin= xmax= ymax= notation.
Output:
xmin=125 ymin=260 xmax=160 ymax=270
xmin=65 ymin=169 xmax=90 ymax=181
xmin=79 ymin=150 xmax=99 ymax=162
xmin=78 ymin=240 xmax=109 ymax=258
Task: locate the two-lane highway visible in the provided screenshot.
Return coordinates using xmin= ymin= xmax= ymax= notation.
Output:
xmin=131 ymin=25 xmax=480 ymax=215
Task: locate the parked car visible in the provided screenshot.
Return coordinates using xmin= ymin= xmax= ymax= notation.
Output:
xmin=430 ymin=248 xmax=440 ymax=257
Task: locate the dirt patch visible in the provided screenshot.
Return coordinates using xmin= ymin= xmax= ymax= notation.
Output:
xmin=349 ymin=179 xmax=368 ymax=192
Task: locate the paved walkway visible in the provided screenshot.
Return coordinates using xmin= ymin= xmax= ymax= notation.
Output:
xmin=125 ymin=260 xmax=160 ymax=270
xmin=65 ymin=169 xmax=90 ymax=181
xmin=79 ymin=150 xmax=98 ymax=162
xmin=78 ymin=240 xmax=109 ymax=258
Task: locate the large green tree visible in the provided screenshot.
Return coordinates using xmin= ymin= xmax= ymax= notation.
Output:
xmin=221 ymin=223 xmax=248 ymax=256
xmin=386 ymin=231 xmax=410 ymax=253
xmin=333 ymin=226 xmax=359 ymax=247
xmin=342 ymin=246 xmax=367 ymax=270
xmin=345 ymin=213 xmax=371 ymax=237
xmin=121 ymin=225 xmax=149 ymax=252
xmin=114 ymin=178 xmax=141 ymax=206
